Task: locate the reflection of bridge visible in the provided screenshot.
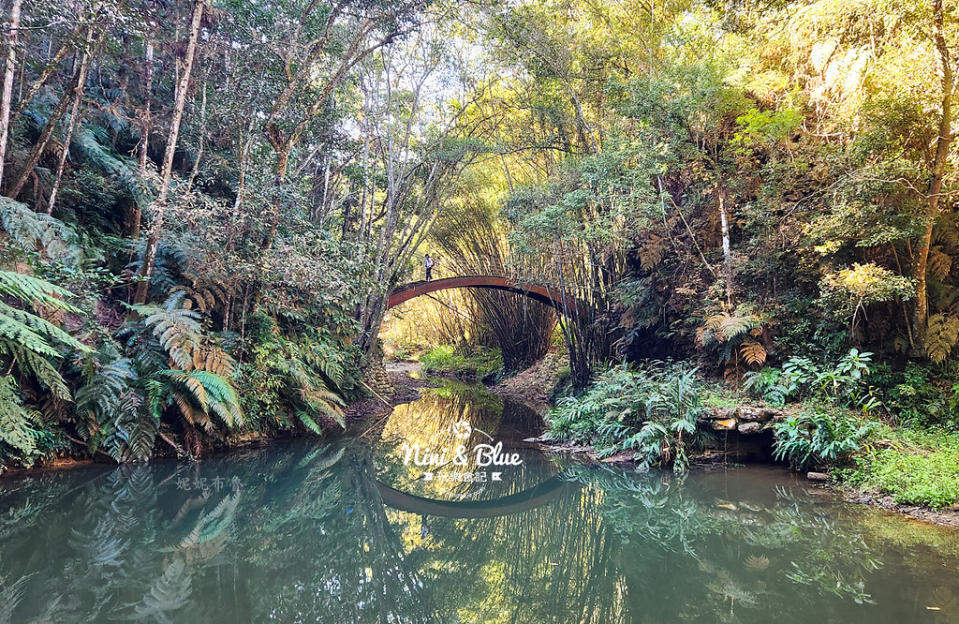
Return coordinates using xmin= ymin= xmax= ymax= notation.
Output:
xmin=375 ymin=475 xmax=571 ymax=519
xmin=387 ymin=276 xmax=588 ymax=315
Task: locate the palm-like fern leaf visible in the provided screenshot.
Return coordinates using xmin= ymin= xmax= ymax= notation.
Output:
xmin=159 ymin=370 xmax=243 ymax=430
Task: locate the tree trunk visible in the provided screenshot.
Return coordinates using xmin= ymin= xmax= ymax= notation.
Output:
xmin=13 ymin=22 xmax=84 ymax=118
xmin=185 ymin=81 xmax=206 ymax=192
xmin=132 ymin=40 xmax=154 ymax=238
xmin=6 ymin=50 xmax=84 ymax=200
xmin=46 ymin=29 xmax=93 ymax=215
xmin=0 ymin=0 xmax=23 ymax=190
xmin=912 ymin=0 xmax=954 ymax=344
xmin=133 ymin=1 xmax=204 ymax=305
xmin=718 ymin=187 xmax=733 ymax=308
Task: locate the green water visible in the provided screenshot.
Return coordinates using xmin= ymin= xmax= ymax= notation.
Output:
xmin=3 ymin=382 xmax=959 ymax=623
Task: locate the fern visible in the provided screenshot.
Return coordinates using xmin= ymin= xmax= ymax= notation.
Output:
xmin=159 ymin=369 xmax=243 ymax=431
xmin=0 ymin=342 xmax=71 ymax=399
xmin=274 ymin=355 xmax=345 ymax=428
xmin=0 ymin=197 xmax=82 ymax=264
xmin=740 ymin=340 xmax=767 ymax=366
xmin=0 ymin=270 xmax=87 ymax=413
xmin=0 ymin=270 xmax=83 ymax=317
xmin=131 ymin=295 xmax=235 ymax=377
xmin=929 ymin=247 xmax=952 ymax=281
xmin=0 ymin=377 xmax=43 ymax=464
xmin=924 ymin=314 xmax=959 ymax=363
xmin=73 ymin=349 xmax=156 ymax=461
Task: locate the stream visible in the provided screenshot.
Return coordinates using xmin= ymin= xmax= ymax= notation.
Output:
xmin=2 ymin=380 xmax=959 ymax=623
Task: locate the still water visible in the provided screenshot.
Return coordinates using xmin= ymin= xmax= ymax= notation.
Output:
xmin=2 ymin=381 xmax=959 ymax=623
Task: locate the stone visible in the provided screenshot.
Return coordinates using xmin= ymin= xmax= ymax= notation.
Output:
xmin=708 ymin=406 xmax=736 ymax=420
xmin=737 ymin=421 xmax=763 ymax=434
xmin=711 ymin=418 xmax=738 ymax=431
xmin=806 ymin=471 xmax=829 ymax=481
xmin=762 ymin=407 xmax=784 ymax=421
xmin=737 ymin=406 xmax=770 ymax=421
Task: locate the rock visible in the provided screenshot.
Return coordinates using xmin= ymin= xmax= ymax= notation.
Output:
xmin=707 ymin=406 xmax=736 ymax=420
xmin=763 ymin=407 xmax=784 ymax=421
xmin=600 ymin=451 xmax=636 ymax=464
xmin=806 ymin=471 xmax=829 ymax=481
xmin=738 ymin=421 xmax=763 ymax=434
xmin=738 ymin=406 xmax=770 ymax=421
xmin=711 ymin=418 xmax=738 ymax=431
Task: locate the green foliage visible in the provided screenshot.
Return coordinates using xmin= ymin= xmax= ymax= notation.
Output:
xmin=744 ymin=349 xmax=876 ymax=409
xmin=732 ymin=106 xmax=803 ymax=148
xmin=772 ymin=406 xmax=878 ymax=470
xmin=842 ymin=428 xmax=959 ymax=508
xmin=0 ymin=198 xmax=83 ymax=265
xmin=819 ymin=263 xmax=915 ymax=334
xmin=241 ymin=317 xmax=349 ymax=435
xmin=420 ymin=345 xmax=503 ymax=380
xmin=0 ymin=377 xmax=45 ymax=466
xmin=546 ymin=362 xmax=705 ymax=470
xmin=922 ymin=314 xmax=959 ymax=364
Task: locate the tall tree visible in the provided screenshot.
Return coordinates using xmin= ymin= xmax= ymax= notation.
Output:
xmin=0 ymin=0 xmax=22 ymax=189
xmin=133 ymin=0 xmax=204 ymax=305
xmin=46 ymin=27 xmax=94 ymax=215
xmin=912 ymin=0 xmax=955 ymax=338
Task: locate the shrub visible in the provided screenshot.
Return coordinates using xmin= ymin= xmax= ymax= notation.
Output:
xmin=546 ymin=362 xmax=705 ymax=471
xmin=772 ymin=406 xmax=878 ymax=470
xmin=744 ymin=348 xmax=877 ymax=410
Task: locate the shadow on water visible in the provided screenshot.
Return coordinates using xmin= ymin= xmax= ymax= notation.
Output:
xmin=2 ymin=381 xmax=959 ymax=623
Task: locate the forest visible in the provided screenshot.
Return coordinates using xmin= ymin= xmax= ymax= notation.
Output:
xmin=0 ymin=0 xmax=957 ymax=507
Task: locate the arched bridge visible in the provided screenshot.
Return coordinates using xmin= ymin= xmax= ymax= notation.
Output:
xmin=387 ymin=275 xmax=588 ymax=316
xmin=375 ymin=474 xmax=572 ymax=519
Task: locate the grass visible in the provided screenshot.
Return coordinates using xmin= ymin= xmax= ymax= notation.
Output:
xmin=419 ymin=345 xmax=503 ymax=380
xmin=841 ymin=427 xmax=959 ymax=509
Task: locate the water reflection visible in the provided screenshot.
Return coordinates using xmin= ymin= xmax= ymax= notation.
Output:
xmin=0 ymin=383 xmax=958 ymax=623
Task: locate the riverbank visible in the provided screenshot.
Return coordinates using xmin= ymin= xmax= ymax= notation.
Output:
xmin=345 ymin=361 xmax=441 ymax=421
xmin=469 ymin=355 xmax=959 ymax=530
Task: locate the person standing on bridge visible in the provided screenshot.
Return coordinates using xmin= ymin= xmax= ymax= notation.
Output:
xmin=425 ymin=253 xmax=434 ymax=281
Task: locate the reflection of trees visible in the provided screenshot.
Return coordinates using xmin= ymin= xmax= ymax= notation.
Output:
xmin=2 ymin=389 xmax=959 ymax=623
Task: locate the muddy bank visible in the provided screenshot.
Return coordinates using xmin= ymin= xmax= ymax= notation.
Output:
xmin=345 ymin=361 xmax=440 ymax=421
xmin=490 ymin=352 xmax=568 ymax=409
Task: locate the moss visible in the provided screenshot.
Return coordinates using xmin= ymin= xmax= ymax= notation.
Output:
xmin=419 ymin=345 xmax=503 ymax=380
xmin=841 ymin=428 xmax=959 ymax=509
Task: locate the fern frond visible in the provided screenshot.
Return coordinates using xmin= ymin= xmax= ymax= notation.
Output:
xmin=0 ymin=342 xmax=71 ymax=400
xmin=0 ymin=301 xmax=86 ymax=353
xmin=740 ymin=340 xmax=767 ymax=366
xmin=0 ymin=271 xmax=83 ymax=314
xmin=929 ymin=248 xmax=952 ymax=281
xmin=0 ymin=198 xmax=82 ymax=264
xmin=924 ymin=314 xmax=959 ymax=363
xmin=160 ymin=369 xmax=243 ymax=430
xmin=295 ymin=410 xmax=323 ymax=435
xmin=718 ymin=314 xmax=756 ymax=341
xmin=0 ymin=377 xmax=43 ymax=462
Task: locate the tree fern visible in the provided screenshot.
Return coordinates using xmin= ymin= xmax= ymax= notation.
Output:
xmin=924 ymin=314 xmax=959 ymax=363
xmin=159 ymin=369 xmax=243 ymax=431
xmin=275 ymin=356 xmax=345 ymax=428
xmin=74 ymin=350 xmax=157 ymax=461
xmin=0 ymin=342 xmax=71 ymax=400
xmin=131 ymin=295 xmax=235 ymax=377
